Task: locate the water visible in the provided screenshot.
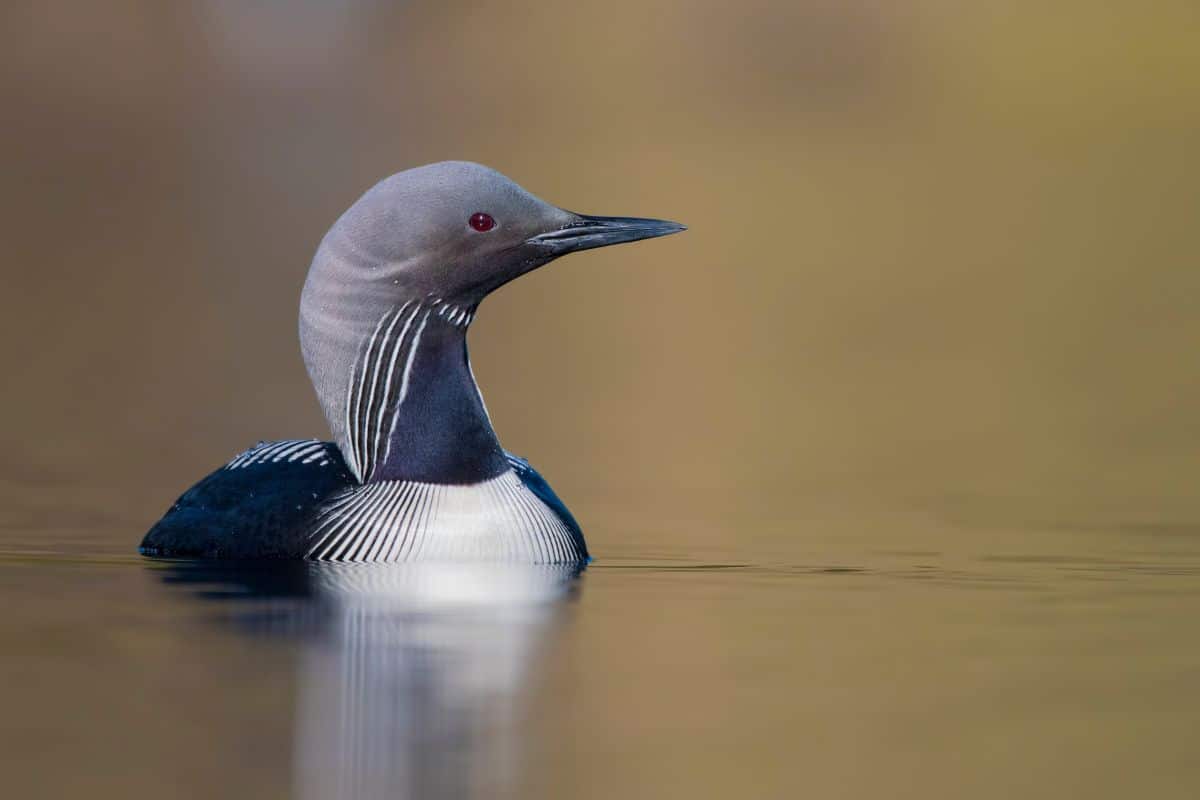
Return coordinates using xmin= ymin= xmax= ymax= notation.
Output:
xmin=4 ymin=481 xmax=1199 ymax=799
xmin=4 ymin=1 xmax=1199 ymax=797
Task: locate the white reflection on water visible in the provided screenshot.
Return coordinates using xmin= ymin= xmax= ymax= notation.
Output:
xmin=295 ymin=563 xmax=578 ymax=800
xmin=156 ymin=560 xmax=582 ymax=800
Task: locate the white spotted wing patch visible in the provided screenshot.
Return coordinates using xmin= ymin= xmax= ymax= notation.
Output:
xmin=226 ymin=439 xmax=332 ymax=470
xmin=305 ymin=470 xmax=581 ymax=564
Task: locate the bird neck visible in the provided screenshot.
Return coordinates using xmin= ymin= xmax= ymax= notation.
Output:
xmin=301 ymin=294 xmax=507 ymax=485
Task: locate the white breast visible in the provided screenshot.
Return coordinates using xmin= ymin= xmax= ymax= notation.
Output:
xmin=305 ymin=469 xmax=580 ymax=564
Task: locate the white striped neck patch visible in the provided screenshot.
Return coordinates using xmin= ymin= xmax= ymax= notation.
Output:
xmin=340 ymin=296 xmax=486 ymax=484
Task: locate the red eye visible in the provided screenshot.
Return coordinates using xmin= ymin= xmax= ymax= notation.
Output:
xmin=469 ymin=212 xmax=495 ymax=232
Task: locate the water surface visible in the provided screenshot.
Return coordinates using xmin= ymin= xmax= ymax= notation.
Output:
xmin=3 ymin=482 xmax=1198 ymax=799
xmin=3 ymin=1 xmax=1199 ymax=797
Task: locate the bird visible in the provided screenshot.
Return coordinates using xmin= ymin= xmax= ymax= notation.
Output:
xmin=139 ymin=161 xmax=685 ymax=563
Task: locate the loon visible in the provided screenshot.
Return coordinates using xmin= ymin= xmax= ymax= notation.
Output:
xmin=139 ymin=161 xmax=684 ymax=563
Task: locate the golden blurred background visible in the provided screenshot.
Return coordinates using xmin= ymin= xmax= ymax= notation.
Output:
xmin=3 ymin=4 xmax=1200 ymax=799
xmin=3 ymin=1 xmax=1198 ymax=528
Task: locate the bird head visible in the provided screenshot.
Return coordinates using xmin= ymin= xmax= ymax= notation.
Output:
xmin=309 ymin=161 xmax=685 ymax=307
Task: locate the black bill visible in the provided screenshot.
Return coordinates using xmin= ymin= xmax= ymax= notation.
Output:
xmin=525 ymin=214 xmax=687 ymax=254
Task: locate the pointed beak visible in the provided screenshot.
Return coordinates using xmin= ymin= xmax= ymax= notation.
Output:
xmin=524 ymin=213 xmax=686 ymax=255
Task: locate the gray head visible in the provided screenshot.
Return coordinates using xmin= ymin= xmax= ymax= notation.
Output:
xmin=300 ymin=161 xmax=684 ymax=483
xmin=305 ymin=161 xmax=682 ymax=307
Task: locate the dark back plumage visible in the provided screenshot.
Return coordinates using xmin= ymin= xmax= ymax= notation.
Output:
xmin=141 ymin=441 xmax=353 ymax=559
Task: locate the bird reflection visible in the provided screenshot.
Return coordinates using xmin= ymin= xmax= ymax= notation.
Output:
xmin=152 ymin=559 xmax=583 ymax=799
